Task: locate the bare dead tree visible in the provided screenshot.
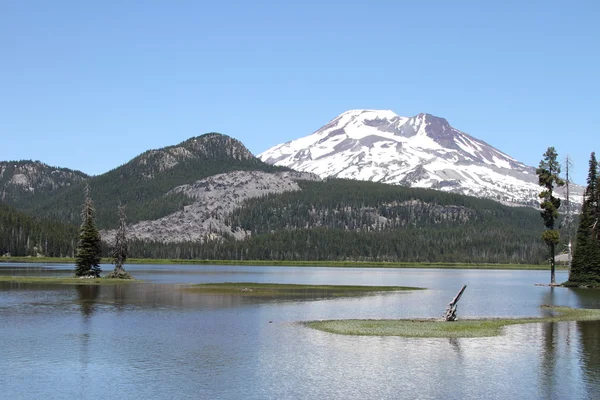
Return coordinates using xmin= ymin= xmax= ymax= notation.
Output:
xmin=106 ymin=204 xmax=133 ymax=279
xmin=444 ymin=285 xmax=467 ymax=321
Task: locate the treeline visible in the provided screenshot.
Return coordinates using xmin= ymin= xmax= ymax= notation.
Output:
xmin=569 ymin=152 xmax=600 ymax=285
xmin=0 ymin=203 xmax=78 ymax=257
xmin=226 ymin=179 xmax=544 ymax=234
xmin=127 ymin=226 xmax=547 ymax=264
xmin=125 ymin=179 xmax=555 ymax=264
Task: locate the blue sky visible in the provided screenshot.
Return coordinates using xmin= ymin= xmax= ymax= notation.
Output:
xmin=1 ymin=0 xmax=598 ymax=184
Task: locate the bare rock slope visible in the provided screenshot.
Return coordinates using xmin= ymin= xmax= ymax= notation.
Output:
xmin=102 ymin=170 xmax=319 ymax=243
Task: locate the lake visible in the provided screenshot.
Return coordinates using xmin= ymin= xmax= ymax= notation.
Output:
xmin=1 ymin=263 xmax=599 ymax=399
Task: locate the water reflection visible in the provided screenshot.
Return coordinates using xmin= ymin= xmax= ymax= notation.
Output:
xmin=448 ymin=337 xmax=462 ymax=357
xmin=76 ymin=285 xmax=100 ymax=318
xmin=578 ymin=320 xmax=600 ymax=397
xmin=539 ymin=321 xmax=557 ymax=399
xmin=539 ymin=285 xmax=560 ymax=399
xmin=2 ymin=265 xmax=600 ymax=399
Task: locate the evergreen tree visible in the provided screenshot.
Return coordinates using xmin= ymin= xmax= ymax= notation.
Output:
xmin=106 ymin=204 xmax=133 ymax=279
xmin=569 ymin=152 xmax=600 ymax=285
xmin=75 ymin=185 xmax=102 ymax=277
xmin=536 ymin=147 xmax=564 ymax=284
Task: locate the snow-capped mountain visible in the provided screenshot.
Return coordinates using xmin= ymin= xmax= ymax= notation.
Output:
xmin=259 ymin=110 xmax=583 ymax=207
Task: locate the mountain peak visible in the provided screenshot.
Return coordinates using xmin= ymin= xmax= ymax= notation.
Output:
xmin=259 ymin=109 xmax=585 ymax=207
xmin=336 ymin=109 xmax=397 ymax=118
xmin=414 ymin=112 xmax=450 ymax=125
xmin=180 ymin=132 xmax=255 ymax=161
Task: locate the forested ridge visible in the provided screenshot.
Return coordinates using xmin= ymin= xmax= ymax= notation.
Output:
xmin=227 ymin=179 xmax=542 ymax=234
xmin=1 ymin=177 xmax=554 ymax=263
xmin=0 ymin=160 xmax=88 ymax=209
xmin=10 ymin=134 xmax=288 ymax=229
xmin=128 ymin=179 xmax=552 ymax=264
xmin=0 ymin=135 xmax=574 ymax=264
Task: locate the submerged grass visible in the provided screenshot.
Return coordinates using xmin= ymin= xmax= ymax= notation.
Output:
xmin=305 ymin=306 xmax=600 ymax=338
xmin=184 ymin=282 xmax=423 ymax=297
xmin=0 ymin=276 xmax=139 ymax=285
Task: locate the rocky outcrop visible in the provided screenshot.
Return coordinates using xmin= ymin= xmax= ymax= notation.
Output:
xmin=0 ymin=161 xmax=88 ymax=205
xmin=102 ymin=170 xmax=319 ymax=243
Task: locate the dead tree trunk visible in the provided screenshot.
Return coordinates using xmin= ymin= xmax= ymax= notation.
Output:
xmin=444 ymin=284 xmax=467 ymax=321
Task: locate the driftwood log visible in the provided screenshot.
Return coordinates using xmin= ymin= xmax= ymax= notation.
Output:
xmin=444 ymin=284 xmax=467 ymax=321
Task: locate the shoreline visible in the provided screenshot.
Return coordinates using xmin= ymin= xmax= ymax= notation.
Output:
xmin=0 ymin=256 xmax=562 ymax=270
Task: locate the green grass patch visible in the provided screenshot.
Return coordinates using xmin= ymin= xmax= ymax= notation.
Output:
xmin=0 ymin=256 xmax=558 ymax=270
xmin=305 ymin=306 xmax=600 ymax=338
xmin=183 ymin=282 xmax=423 ymax=297
xmin=0 ymin=276 xmax=139 ymax=285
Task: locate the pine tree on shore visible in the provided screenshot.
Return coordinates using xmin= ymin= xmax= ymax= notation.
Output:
xmin=106 ymin=204 xmax=133 ymax=279
xmin=75 ymin=185 xmax=102 ymax=277
xmin=569 ymin=152 xmax=600 ymax=285
xmin=536 ymin=147 xmax=564 ymax=284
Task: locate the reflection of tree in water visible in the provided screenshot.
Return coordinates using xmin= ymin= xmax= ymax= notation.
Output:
xmin=75 ymin=285 xmax=100 ymax=376
xmin=577 ymin=320 xmax=600 ymax=397
xmin=112 ymin=284 xmax=127 ymax=312
xmin=76 ymin=284 xmax=100 ymax=318
xmin=448 ymin=337 xmax=462 ymax=357
xmin=539 ymin=288 xmax=559 ymax=399
xmin=570 ymin=288 xmax=600 ymax=397
xmin=539 ymin=320 xmax=557 ymax=399
xmin=577 ymin=321 xmax=600 ymax=399
xmin=539 ymin=288 xmax=600 ymax=399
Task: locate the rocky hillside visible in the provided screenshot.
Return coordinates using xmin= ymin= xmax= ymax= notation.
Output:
xmin=20 ymin=133 xmax=290 ymax=228
xmin=0 ymin=160 xmax=88 ymax=208
xmin=259 ymin=110 xmax=584 ymax=207
xmin=102 ymin=170 xmax=319 ymax=243
xmin=127 ymin=178 xmax=552 ymax=264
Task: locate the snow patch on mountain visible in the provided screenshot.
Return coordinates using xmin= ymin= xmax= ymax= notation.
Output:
xmin=259 ymin=110 xmax=583 ymax=207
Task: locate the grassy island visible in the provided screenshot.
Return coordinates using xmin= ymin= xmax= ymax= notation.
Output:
xmin=0 ymin=276 xmax=139 ymax=285
xmin=183 ymin=282 xmax=423 ymax=297
xmin=305 ymin=306 xmax=600 ymax=338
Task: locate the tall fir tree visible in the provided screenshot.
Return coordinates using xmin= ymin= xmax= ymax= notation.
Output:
xmin=75 ymin=185 xmax=102 ymax=277
xmin=536 ymin=147 xmax=564 ymax=284
xmin=562 ymin=155 xmax=575 ymax=268
xmin=106 ymin=204 xmax=133 ymax=279
xmin=569 ymin=152 xmax=600 ymax=285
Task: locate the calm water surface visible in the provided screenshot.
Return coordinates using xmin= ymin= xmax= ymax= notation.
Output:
xmin=1 ymin=263 xmax=599 ymax=399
